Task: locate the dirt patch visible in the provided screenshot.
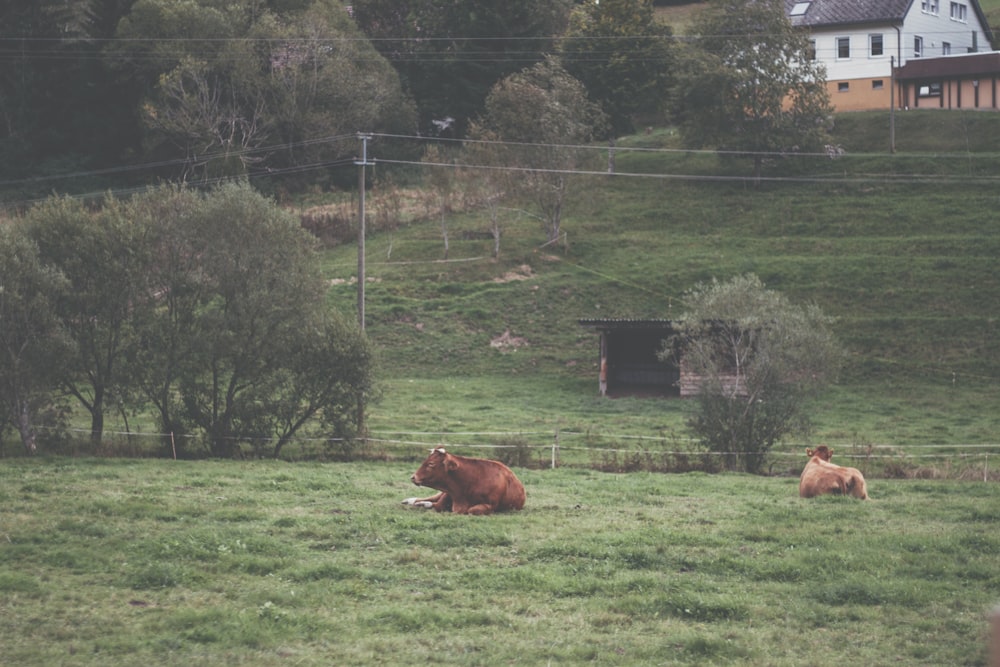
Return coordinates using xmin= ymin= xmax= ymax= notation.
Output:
xmin=490 ymin=329 xmax=528 ymax=350
xmin=493 ymin=264 xmax=533 ymax=283
xmin=328 ymin=276 xmax=381 ymax=286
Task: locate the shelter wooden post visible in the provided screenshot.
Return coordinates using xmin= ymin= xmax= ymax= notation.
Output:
xmin=991 ymin=604 xmax=1000 ymax=667
xmin=598 ymin=332 xmax=608 ymax=396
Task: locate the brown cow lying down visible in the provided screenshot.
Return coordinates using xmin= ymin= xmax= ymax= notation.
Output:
xmin=799 ymin=445 xmax=869 ymax=499
xmin=402 ymin=447 xmax=526 ymax=515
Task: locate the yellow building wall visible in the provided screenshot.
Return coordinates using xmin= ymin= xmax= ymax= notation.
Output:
xmin=826 ymin=78 xmax=893 ymax=112
xmin=830 ymin=76 xmax=1000 ymax=111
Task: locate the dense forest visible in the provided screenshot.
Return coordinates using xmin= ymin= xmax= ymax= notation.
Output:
xmin=0 ymin=0 xmax=691 ymax=205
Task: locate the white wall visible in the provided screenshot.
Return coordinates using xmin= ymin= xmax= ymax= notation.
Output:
xmin=809 ymin=1 xmax=991 ymax=83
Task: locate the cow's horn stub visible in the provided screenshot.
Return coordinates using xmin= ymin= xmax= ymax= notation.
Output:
xmin=432 ymin=447 xmax=446 ymax=454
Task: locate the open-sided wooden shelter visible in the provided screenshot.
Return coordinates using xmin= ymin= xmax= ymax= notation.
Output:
xmin=578 ymin=319 xmax=681 ymax=397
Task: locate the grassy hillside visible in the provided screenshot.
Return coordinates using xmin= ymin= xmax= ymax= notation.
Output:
xmin=311 ymin=111 xmax=999 ymax=465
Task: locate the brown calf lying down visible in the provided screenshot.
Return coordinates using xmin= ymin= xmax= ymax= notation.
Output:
xmin=799 ymin=445 xmax=869 ymax=499
xmin=402 ymin=447 xmax=526 ymax=515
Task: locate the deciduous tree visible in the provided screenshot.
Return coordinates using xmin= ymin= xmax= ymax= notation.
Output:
xmin=559 ymin=0 xmax=674 ymax=137
xmin=142 ymin=182 xmax=373 ymax=458
xmin=23 ymin=195 xmax=151 ymax=447
xmin=0 ymin=226 xmax=73 ymax=454
xmin=458 ymin=126 xmax=514 ymax=258
xmin=673 ymin=0 xmax=833 ymax=181
xmin=663 ymin=274 xmax=843 ymax=473
xmin=13 ymin=182 xmax=373 ymax=457
xmin=474 ymin=57 xmax=606 ymax=245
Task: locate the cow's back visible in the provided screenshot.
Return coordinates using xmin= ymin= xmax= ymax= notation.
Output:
xmin=494 ymin=465 xmax=526 ymax=511
xmin=799 ymin=457 xmax=869 ymax=500
xmin=799 ymin=460 xmax=845 ymax=497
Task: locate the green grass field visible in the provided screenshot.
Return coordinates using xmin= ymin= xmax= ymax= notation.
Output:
xmin=1 ymin=457 xmax=998 ymax=666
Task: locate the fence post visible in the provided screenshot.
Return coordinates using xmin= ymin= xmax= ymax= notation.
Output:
xmin=551 ymin=430 xmax=559 ymax=469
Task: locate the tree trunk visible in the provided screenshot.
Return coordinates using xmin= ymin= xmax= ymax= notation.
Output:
xmin=440 ymin=209 xmax=449 ymax=259
xmin=90 ymin=405 xmax=104 ymax=449
xmin=17 ymin=401 xmax=37 ymax=455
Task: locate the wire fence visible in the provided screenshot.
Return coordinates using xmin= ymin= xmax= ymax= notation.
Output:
xmin=14 ymin=425 xmax=997 ymax=482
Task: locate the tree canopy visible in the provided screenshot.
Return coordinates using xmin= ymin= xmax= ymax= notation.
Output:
xmin=1 ymin=0 xmax=416 ymax=198
xmin=0 ymin=0 xmax=140 ymax=184
xmin=559 ymin=0 xmax=675 ymax=137
xmin=114 ymin=0 xmax=416 ymax=186
xmin=352 ymin=0 xmax=572 ymax=136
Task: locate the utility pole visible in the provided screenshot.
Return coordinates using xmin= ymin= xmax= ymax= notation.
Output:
xmin=355 ymin=133 xmax=373 ymax=437
xmin=890 ymin=56 xmax=896 ymax=154
xmin=355 ymin=133 xmax=373 ymax=330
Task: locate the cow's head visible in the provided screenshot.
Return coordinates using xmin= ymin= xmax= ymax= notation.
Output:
xmin=805 ymin=445 xmax=833 ymax=461
xmin=411 ymin=447 xmax=458 ymax=487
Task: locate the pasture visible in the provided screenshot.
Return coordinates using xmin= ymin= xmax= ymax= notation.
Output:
xmin=2 ymin=457 xmax=998 ymax=666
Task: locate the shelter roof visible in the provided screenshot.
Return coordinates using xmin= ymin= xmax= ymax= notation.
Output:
xmin=578 ymin=318 xmax=675 ymax=330
xmin=895 ymin=51 xmax=1000 ymax=79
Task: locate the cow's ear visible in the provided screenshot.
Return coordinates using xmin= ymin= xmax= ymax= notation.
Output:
xmin=805 ymin=448 xmax=814 ymax=457
xmin=445 ymin=457 xmax=459 ymax=472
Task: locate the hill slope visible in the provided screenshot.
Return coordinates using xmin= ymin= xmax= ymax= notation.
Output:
xmin=317 ymin=111 xmax=999 ymax=454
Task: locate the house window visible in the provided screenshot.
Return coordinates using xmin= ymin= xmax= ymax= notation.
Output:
xmin=790 ymin=2 xmax=810 ymax=16
xmin=870 ymin=34 xmax=884 ymax=57
xmin=872 ymin=80 xmax=884 ymax=90
xmin=942 ymin=41 xmax=951 ymax=54
xmin=837 ymin=37 xmax=850 ymax=59
xmin=838 ymin=82 xmax=850 ymax=92
xmin=922 ymin=0 xmax=939 ymax=14
xmin=918 ymin=82 xmax=942 ymax=96
xmin=914 ymin=36 xmax=923 ymax=58
xmin=806 ymin=39 xmax=817 ymax=61
xmin=950 ymin=2 xmax=968 ymax=21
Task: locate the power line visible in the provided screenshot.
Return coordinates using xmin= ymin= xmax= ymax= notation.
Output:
xmin=375 ymin=131 xmax=1000 ymax=163
xmin=5 ymin=129 xmax=1000 ymax=212
xmin=376 ymin=156 xmax=1000 ymax=187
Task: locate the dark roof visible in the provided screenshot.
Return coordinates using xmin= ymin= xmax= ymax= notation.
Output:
xmin=895 ymin=51 xmax=1000 ymax=80
xmin=785 ymin=0 xmax=914 ymax=29
xmin=785 ymin=0 xmax=993 ymax=52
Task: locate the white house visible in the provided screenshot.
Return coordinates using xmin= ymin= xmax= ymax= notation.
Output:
xmin=785 ymin=0 xmax=995 ymax=110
